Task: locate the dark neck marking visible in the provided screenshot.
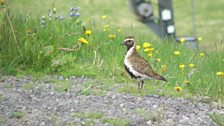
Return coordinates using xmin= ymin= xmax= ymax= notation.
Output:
xmin=124 ymin=64 xmax=141 ymax=79
xmin=127 ymin=45 xmax=135 ymax=51
xmin=124 ymin=64 xmax=137 ymax=79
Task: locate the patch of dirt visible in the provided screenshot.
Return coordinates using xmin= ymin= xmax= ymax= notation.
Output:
xmin=0 ymin=76 xmax=223 ymax=126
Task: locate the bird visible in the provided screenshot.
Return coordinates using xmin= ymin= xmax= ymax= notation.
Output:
xmin=121 ymin=35 xmax=167 ymax=92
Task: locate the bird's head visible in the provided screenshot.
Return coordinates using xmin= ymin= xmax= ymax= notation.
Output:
xmin=121 ymin=35 xmax=136 ymax=50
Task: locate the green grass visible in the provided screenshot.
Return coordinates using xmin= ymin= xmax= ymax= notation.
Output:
xmin=0 ymin=1 xmax=224 ymax=103
xmin=102 ymin=117 xmax=130 ymax=126
xmin=0 ymin=94 xmax=4 ymax=102
xmin=73 ymin=111 xmax=104 ymax=119
xmin=72 ymin=111 xmax=130 ymax=126
xmin=12 ymin=111 xmax=25 ymax=119
xmin=0 ymin=116 xmax=7 ymax=124
xmin=6 ymin=0 xmax=224 ymax=51
xmin=50 ymin=113 xmax=63 ymax=126
xmin=22 ymin=83 xmax=35 ymax=90
xmin=135 ymin=108 xmax=162 ymax=122
xmin=51 ymin=80 xmax=71 ymax=92
xmin=209 ymin=112 xmax=224 ymax=126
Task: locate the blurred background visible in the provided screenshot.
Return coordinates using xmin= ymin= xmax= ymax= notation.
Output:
xmin=7 ymin=0 xmax=224 ymax=51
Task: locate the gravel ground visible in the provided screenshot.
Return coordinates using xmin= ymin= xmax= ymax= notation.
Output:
xmin=0 ymin=76 xmax=223 ymax=126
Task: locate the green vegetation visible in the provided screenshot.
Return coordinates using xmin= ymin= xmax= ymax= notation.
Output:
xmin=73 ymin=111 xmax=104 ymax=119
xmin=0 ymin=94 xmax=3 ymax=101
xmin=22 ymin=83 xmax=35 ymax=90
xmin=65 ymin=122 xmax=75 ymax=126
xmin=0 ymin=116 xmax=7 ymax=124
xmin=209 ymin=112 xmax=224 ymax=126
xmin=51 ymin=113 xmax=63 ymax=126
xmin=12 ymin=111 xmax=25 ymax=119
xmin=72 ymin=111 xmax=130 ymax=126
xmin=102 ymin=117 xmax=130 ymax=126
xmin=135 ymin=108 xmax=162 ymax=122
xmin=6 ymin=0 xmax=224 ymax=50
xmin=3 ymin=83 xmax=13 ymax=89
xmin=81 ymin=81 xmax=111 ymax=96
xmin=0 ymin=0 xmax=223 ymax=104
xmin=51 ymin=80 xmax=71 ymax=92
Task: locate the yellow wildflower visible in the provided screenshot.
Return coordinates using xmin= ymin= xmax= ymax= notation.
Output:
xmin=174 ymin=51 xmax=180 ymax=56
xmin=79 ymin=37 xmax=88 ymax=44
xmin=136 ymin=45 xmax=141 ymax=51
xmin=189 ymin=63 xmax=195 ymax=68
xmin=180 ymin=38 xmax=185 ymax=43
xmin=85 ymin=30 xmax=92 ymax=36
xmin=148 ymin=53 xmax=153 ymax=57
xmin=156 ymin=58 xmax=161 ymax=62
xmin=148 ymin=48 xmax=155 ymax=51
xmin=103 ymin=24 xmax=110 ymax=31
xmin=108 ymin=34 xmax=116 ymax=40
xmin=103 ymin=24 xmax=110 ymax=29
xmin=101 ymin=15 xmax=107 ymax=19
xmin=53 ymin=7 xmax=56 ymax=14
xmin=143 ymin=42 xmax=151 ymax=48
xmin=117 ymin=29 xmax=121 ymax=32
xmin=216 ymin=72 xmax=224 ymax=76
xmin=197 ymin=37 xmax=202 ymax=41
xmin=144 ymin=48 xmax=154 ymax=52
xmin=179 ymin=64 xmax=185 ymax=69
xmin=200 ymin=52 xmax=205 ymax=57
xmin=161 ymin=65 xmax=167 ymax=72
xmin=175 ymin=86 xmax=182 ymax=92
xmin=184 ymin=80 xmax=190 ymax=85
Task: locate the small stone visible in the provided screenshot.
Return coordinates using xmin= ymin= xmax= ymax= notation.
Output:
xmin=40 ymin=122 xmax=45 ymax=126
xmin=152 ymin=104 xmax=158 ymax=109
xmin=70 ymin=109 xmax=74 ymax=112
xmin=166 ymin=119 xmax=174 ymax=123
xmin=179 ymin=115 xmax=190 ymax=123
xmin=17 ymin=88 xmax=22 ymax=92
xmin=147 ymin=94 xmax=160 ymax=98
xmin=111 ymin=94 xmax=116 ymax=99
xmin=130 ymin=105 xmax=135 ymax=110
xmin=120 ymin=103 xmax=124 ymax=107
xmin=211 ymin=102 xmax=217 ymax=109
xmin=146 ymin=120 xmax=152 ymax=125
xmin=58 ymin=76 xmax=64 ymax=80
xmin=42 ymin=105 xmax=47 ymax=108
xmin=104 ymin=123 xmax=113 ymax=126
xmin=161 ymin=119 xmax=175 ymax=126
xmin=81 ymin=121 xmax=85 ymax=125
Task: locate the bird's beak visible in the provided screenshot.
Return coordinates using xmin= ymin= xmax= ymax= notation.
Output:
xmin=120 ymin=42 xmax=125 ymax=45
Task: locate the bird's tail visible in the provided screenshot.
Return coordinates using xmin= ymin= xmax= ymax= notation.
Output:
xmin=156 ymin=75 xmax=167 ymax=82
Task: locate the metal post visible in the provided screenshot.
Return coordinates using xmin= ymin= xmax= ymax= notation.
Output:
xmin=129 ymin=0 xmax=175 ymax=39
xmin=158 ymin=0 xmax=175 ymax=38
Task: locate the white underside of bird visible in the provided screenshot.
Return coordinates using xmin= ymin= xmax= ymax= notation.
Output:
xmin=124 ymin=45 xmax=154 ymax=81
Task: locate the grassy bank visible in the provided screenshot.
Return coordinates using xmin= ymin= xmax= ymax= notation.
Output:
xmin=0 ymin=1 xmax=223 ymax=102
xmin=6 ymin=0 xmax=224 ymax=51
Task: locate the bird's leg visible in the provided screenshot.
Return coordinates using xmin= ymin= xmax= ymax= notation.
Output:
xmin=137 ymin=81 xmax=140 ymax=93
xmin=140 ymin=80 xmax=144 ymax=89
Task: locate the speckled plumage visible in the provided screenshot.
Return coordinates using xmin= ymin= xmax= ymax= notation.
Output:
xmin=122 ymin=35 xmax=167 ymax=91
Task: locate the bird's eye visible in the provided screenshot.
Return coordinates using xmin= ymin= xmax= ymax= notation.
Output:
xmin=127 ymin=40 xmax=131 ymax=43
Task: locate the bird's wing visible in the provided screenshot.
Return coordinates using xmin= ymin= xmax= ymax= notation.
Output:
xmin=128 ymin=53 xmax=167 ymax=81
xmin=129 ymin=53 xmax=156 ymax=77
